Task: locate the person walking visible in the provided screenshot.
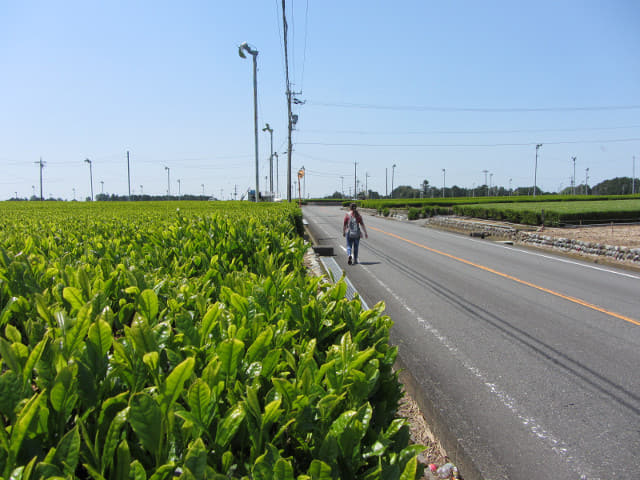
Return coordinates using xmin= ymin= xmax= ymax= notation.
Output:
xmin=343 ymin=203 xmax=368 ymax=265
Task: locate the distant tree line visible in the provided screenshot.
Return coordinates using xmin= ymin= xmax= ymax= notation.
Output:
xmin=8 ymin=194 xmax=216 ymax=202
xmin=324 ymin=176 xmax=639 ymax=200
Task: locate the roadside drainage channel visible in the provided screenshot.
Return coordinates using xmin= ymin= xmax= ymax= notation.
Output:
xmin=319 ymin=256 xmax=369 ymax=310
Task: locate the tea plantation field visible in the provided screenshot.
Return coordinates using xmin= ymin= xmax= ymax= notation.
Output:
xmin=0 ymin=201 xmax=422 ymax=479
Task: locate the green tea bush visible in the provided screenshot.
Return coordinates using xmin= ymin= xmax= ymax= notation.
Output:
xmin=0 ymin=202 xmax=422 ymax=480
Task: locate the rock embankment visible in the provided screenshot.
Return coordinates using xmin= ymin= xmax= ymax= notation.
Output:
xmin=425 ymin=216 xmax=640 ymax=265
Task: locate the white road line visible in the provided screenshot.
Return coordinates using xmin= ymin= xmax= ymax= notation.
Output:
xmin=359 ymin=263 xmax=591 ymax=479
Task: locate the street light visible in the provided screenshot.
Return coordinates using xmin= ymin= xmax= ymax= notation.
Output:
xmin=585 ymin=168 xmax=589 ymax=195
xmin=442 ymin=168 xmax=446 ymax=198
xmin=262 ymin=123 xmax=274 ymax=195
xmin=84 ymin=158 xmax=93 ymax=201
xmin=165 ymin=166 xmax=170 ymax=195
xmin=572 ymin=156 xmax=577 ymax=195
xmin=239 ymin=41 xmax=260 ymax=202
xmin=391 ymin=164 xmax=396 ymax=198
xmin=534 ymin=143 xmax=542 ymax=197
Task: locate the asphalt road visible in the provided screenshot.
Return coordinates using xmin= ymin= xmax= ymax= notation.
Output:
xmin=303 ymin=205 xmax=640 ymax=480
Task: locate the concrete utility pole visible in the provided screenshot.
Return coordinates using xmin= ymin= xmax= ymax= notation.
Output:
xmin=177 ymin=179 xmax=181 ymax=196
xmin=35 ymin=157 xmax=45 ymax=200
xmin=534 ymin=143 xmax=542 ymax=197
xmin=127 ymin=151 xmax=131 ymax=199
xmin=572 ymin=156 xmax=577 ymax=195
xmin=238 ymin=42 xmax=260 ymax=202
xmin=490 ymin=173 xmax=494 ymax=196
xmin=482 ymin=170 xmax=489 ymax=196
xmin=340 ymin=176 xmax=344 ymax=197
xmin=263 ymin=123 xmax=274 ymax=195
xmin=84 ymin=158 xmax=94 ymax=201
xmin=385 ymin=168 xmax=388 ymax=197
xmin=282 ymin=0 xmax=293 ymax=202
xmin=201 ymin=184 xmax=205 ymax=196
xmin=100 ymin=181 xmax=104 ymax=194
xmin=354 ymin=162 xmax=358 ymax=200
xmin=442 ymin=168 xmax=446 ymax=198
xmin=365 ymin=172 xmax=370 ymax=198
xmin=165 ymin=166 xmax=170 ymax=195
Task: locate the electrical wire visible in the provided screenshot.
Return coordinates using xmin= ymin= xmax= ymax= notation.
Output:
xmin=300 ymin=0 xmax=309 ymax=92
xmin=306 ymin=101 xmax=640 ymax=113
xmin=300 ymin=125 xmax=640 ymax=136
xmin=297 ymin=138 xmax=640 ymax=148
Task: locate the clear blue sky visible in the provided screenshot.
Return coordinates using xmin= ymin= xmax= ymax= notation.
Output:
xmin=1 ymin=0 xmax=639 ymax=200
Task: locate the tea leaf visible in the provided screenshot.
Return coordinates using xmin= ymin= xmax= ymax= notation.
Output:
xmin=138 ymin=289 xmax=159 ymax=322
xmin=160 ymin=356 xmax=195 ymax=417
xmin=215 ymin=403 xmax=246 ymax=448
xmin=129 ymin=392 xmax=162 ymax=458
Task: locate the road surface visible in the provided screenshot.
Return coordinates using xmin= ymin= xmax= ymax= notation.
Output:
xmin=303 ymin=205 xmax=640 ymax=480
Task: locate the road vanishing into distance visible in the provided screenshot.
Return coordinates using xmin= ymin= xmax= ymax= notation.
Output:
xmin=302 ymin=205 xmax=640 ymax=480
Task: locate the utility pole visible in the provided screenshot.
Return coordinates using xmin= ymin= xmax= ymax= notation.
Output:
xmin=534 ymin=143 xmax=542 ymax=197
xmin=572 ymin=156 xmax=576 ymax=195
xmin=385 ymin=168 xmax=388 ymax=197
xmin=282 ymin=0 xmax=293 ymax=202
xmin=442 ymin=168 xmax=446 ymax=198
xmin=263 ymin=123 xmax=274 ymax=195
xmin=201 ymin=184 xmax=205 ymax=196
xmin=127 ymin=151 xmax=131 ymax=199
xmin=165 ymin=166 xmax=170 ymax=195
xmin=177 ymin=179 xmax=181 ymax=196
xmin=490 ymin=173 xmax=493 ymax=196
xmin=84 ymin=158 xmax=94 ymax=201
xmin=354 ymin=162 xmax=358 ymax=200
xmin=482 ymin=170 xmax=489 ymax=196
xmin=365 ymin=172 xmax=370 ymax=198
xmin=100 ymin=180 xmax=104 ymax=194
xmin=340 ymin=176 xmax=344 ymax=197
xmin=35 ymin=157 xmax=45 ymax=200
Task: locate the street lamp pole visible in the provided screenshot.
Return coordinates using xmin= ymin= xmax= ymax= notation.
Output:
xmin=391 ymin=164 xmax=396 ymax=198
xmin=84 ymin=158 xmax=93 ymax=201
xmin=239 ymin=42 xmax=260 ymax=202
xmin=633 ymin=156 xmax=636 ymax=195
xmin=585 ymin=168 xmax=589 ymax=195
xmin=534 ymin=143 xmax=542 ymax=197
xmin=263 ymin=123 xmax=274 ymax=195
xmin=572 ymin=156 xmax=577 ymax=195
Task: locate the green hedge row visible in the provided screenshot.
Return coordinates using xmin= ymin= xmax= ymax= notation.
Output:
xmin=0 ymin=202 xmax=423 ymax=480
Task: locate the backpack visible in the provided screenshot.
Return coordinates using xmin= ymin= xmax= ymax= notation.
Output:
xmin=347 ymin=213 xmax=360 ymax=239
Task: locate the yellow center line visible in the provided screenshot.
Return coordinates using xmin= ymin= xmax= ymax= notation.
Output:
xmin=370 ymin=225 xmax=640 ymax=327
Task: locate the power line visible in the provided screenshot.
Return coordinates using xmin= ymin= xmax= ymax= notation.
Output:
xmin=300 ymin=0 xmax=310 ymax=91
xmin=300 ymin=125 xmax=640 ymax=136
xmin=306 ymin=101 xmax=640 ymax=113
xmin=297 ymin=138 xmax=640 ymax=148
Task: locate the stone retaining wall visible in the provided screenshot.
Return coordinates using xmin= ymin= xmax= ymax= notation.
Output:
xmin=425 ymin=216 xmax=640 ymax=264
